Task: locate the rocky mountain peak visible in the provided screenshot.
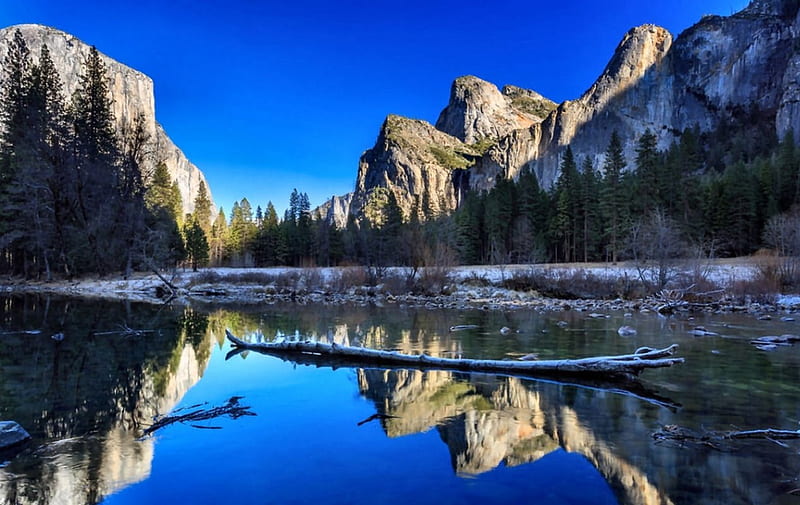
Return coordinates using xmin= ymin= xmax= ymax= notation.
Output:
xmin=0 ymin=24 xmax=214 ymax=217
xmin=332 ymin=2 xmax=800 ymax=228
xmin=352 ymin=114 xmax=476 ymax=221
xmin=579 ymin=24 xmax=672 ymax=109
xmin=435 ymin=75 xmax=555 ymax=144
xmin=741 ymin=0 xmax=800 ymax=17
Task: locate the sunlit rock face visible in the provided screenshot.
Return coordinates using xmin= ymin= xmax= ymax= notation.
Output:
xmin=351 ymin=115 xmax=479 ymax=220
xmin=0 ymin=24 xmax=214 ymax=217
xmin=340 ymin=0 xmax=800 ymax=221
xmin=313 ymin=192 xmax=353 ymax=229
xmin=435 ymin=75 xmax=555 ymax=144
xmin=480 ymin=3 xmax=800 ymax=188
xmin=347 ymin=79 xmax=556 ymax=223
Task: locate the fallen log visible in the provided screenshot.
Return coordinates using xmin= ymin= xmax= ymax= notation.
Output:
xmin=225 ymin=330 xmax=683 ymax=381
xmin=653 ymin=424 xmax=800 ymax=450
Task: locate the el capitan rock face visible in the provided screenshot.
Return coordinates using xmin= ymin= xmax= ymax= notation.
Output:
xmin=341 ymin=0 xmax=800 ymax=224
xmin=0 ymin=24 xmax=213 ymax=217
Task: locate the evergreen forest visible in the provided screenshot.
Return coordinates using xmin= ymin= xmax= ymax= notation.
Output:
xmin=3 ymin=26 xmax=800 ymax=280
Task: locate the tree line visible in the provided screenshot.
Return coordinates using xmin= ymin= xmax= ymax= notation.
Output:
xmin=4 ymin=24 xmax=798 ymax=278
xmin=210 ymin=109 xmax=800 ymax=274
xmin=0 ymin=29 xmax=198 ymax=278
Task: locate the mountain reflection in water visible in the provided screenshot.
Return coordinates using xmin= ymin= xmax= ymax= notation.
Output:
xmin=1 ymin=299 xmax=800 ymax=505
xmin=0 ymin=296 xmax=212 ymax=505
xmin=357 ymin=368 xmax=670 ymax=504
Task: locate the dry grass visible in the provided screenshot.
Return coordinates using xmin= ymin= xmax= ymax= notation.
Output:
xmin=501 ymin=268 xmax=626 ymax=300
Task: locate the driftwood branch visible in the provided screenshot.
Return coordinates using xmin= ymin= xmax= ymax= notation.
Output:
xmin=653 ymin=425 xmax=800 ymax=450
xmin=142 ymin=396 xmax=255 ymax=436
xmin=93 ymin=324 xmax=156 ymax=337
xmin=146 ymin=260 xmax=178 ymax=300
xmin=225 ymin=330 xmax=683 ymax=381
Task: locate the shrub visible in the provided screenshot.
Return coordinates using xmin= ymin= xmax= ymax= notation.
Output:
xmin=502 ymin=268 xmax=621 ymax=299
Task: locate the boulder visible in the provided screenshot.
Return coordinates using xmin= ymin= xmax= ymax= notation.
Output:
xmin=0 ymin=421 xmax=31 ymax=450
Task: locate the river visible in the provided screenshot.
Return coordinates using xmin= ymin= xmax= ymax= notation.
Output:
xmin=0 ymin=295 xmax=799 ymax=505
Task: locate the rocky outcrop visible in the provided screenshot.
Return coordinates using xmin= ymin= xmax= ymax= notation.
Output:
xmin=342 ymin=78 xmax=554 ymax=223
xmin=341 ymin=0 xmax=800 ymax=220
xmin=314 ymin=192 xmax=353 ymax=229
xmin=480 ymin=3 xmax=800 ymax=189
xmin=352 ymin=114 xmax=478 ymax=220
xmin=435 ymin=75 xmax=555 ymax=144
xmin=0 ymin=24 xmax=214 ymax=217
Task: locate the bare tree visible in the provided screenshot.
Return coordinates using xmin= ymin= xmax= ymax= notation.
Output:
xmin=762 ymin=210 xmax=800 ymax=287
xmin=627 ymin=209 xmax=686 ymax=292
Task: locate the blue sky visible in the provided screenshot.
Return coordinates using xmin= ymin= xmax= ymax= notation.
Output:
xmin=1 ymin=0 xmax=749 ymax=216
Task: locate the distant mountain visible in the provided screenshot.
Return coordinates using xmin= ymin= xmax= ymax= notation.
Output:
xmin=332 ymin=0 xmax=800 ymax=226
xmin=0 ymin=24 xmax=214 ymax=217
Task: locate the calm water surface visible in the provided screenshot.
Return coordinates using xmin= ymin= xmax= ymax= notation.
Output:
xmin=1 ymin=296 xmax=800 ymax=504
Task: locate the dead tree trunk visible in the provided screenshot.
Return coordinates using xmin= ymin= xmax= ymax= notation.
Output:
xmin=226 ymin=330 xmax=683 ymax=381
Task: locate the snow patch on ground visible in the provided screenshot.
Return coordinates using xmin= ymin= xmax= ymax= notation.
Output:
xmin=777 ymin=294 xmax=800 ymax=307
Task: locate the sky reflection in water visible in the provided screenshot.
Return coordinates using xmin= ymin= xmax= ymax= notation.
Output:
xmin=2 ymin=298 xmax=800 ymax=505
xmin=103 ymin=352 xmax=618 ymax=505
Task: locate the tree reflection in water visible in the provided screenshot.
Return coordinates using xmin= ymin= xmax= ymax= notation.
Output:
xmin=0 ymin=296 xmax=212 ymax=505
xmin=2 ymin=300 xmax=800 ymax=505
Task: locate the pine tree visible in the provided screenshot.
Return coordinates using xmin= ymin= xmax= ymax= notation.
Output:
xmin=169 ymin=181 xmax=183 ymax=225
xmin=517 ymin=168 xmax=549 ymax=261
xmin=70 ymin=45 xmax=124 ymax=275
xmin=118 ymin=113 xmax=151 ymax=276
xmin=484 ymin=177 xmax=516 ymax=264
xmin=144 ymin=161 xmax=184 ymax=269
xmin=552 ymin=147 xmax=580 ymax=262
xmin=775 ymin=130 xmax=797 ymax=210
xmin=193 ymin=180 xmax=212 ymax=235
xmin=635 ymin=129 xmax=662 ymax=212
xmin=296 ymin=192 xmax=313 ymax=264
xmin=600 ymin=131 xmax=628 ymax=263
xmin=717 ymin=161 xmax=761 ymax=255
xmin=376 ymin=190 xmax=403 ymax=267
xmin=209 ymin=208 xmax=228 ymax=266
xmin=183 ymin=215 xmax=209 ymax=271
xmin=227 ymin=197 xmax=257 ymax=265
xmin=455 ymin=191 xmax=485 ymax=264
xmin=579 ymin=156 xmax=601 ymax=262
xmin=73 ymin=47 xmax=118 ymax=162
xmin=146 ymin=162 xmax=174 ymax=213
xmin=0 ymin=29 xmax=33 ymax=274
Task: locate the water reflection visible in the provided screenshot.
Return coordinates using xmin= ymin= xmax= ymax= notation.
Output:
xmin=2 ymin=299 xmax=800 ymax=505
xmin=356 ymin=368 xmax=672 ymax=505
xmin=0 ymin=296 xmax=212 ymax=505
xmin=210 ymin=302 xmax=800 ymax=504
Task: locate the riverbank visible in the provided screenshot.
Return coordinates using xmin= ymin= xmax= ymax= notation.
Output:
xmin=3 ymin=259 xmax=799 ymax=316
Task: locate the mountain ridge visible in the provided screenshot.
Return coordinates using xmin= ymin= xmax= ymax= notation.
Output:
xmin=326 ymin=0 xmax=800 ymax=227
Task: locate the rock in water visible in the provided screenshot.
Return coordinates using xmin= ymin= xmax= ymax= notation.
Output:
xmin=0 ymin=421 xmax=31 ymax=450
xmin=617 ymin=325 xmax=637 ymax=336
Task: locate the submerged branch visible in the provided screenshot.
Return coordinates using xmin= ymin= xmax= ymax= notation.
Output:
xmin=142 ymin=396 xmax=255 ymax=436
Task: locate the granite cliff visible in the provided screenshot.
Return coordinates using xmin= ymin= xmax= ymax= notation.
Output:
xmin=0 ymin=24 xmax=213 ymax=217
xmin=337 ymin=0 xmax=800 ymax=225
